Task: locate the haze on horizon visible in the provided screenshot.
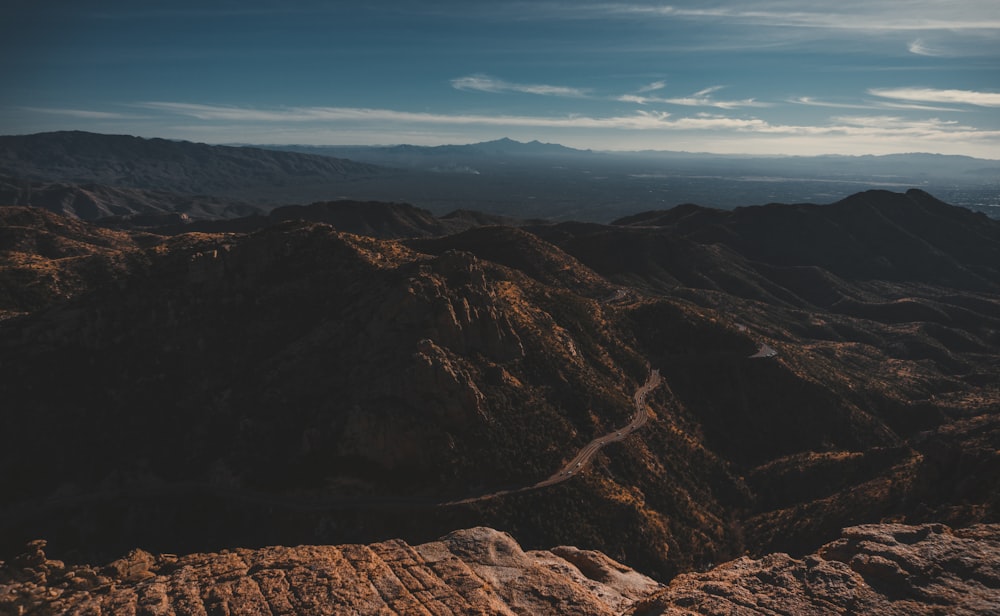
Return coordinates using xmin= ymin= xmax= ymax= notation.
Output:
xmin=1 ymin=1 xmax=998 ymax=158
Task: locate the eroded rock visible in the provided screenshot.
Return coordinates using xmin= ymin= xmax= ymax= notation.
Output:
xmin=632 ymin=522 xmax=1000 ymax=615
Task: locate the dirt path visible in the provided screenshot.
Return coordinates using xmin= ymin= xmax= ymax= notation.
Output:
xmin=442 ymin=367 xmax=661 ymax=504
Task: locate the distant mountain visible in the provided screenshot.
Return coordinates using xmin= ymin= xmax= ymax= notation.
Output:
xmin=609 ymin=189 xmax=1000 ymax=290
xmin=0 ymin=176 xmax=262 ymax=222
xmin=262 ymin=138 xmax=590 ymax=174
xmin=267 ymin=137 xmax=587 ymax=163
xmin=3 ymin=132 xmax=998 ymax=223
xmin=0 ymin=131 xmax=386 ymax=202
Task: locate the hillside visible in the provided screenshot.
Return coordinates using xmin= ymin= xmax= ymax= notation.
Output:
xmin=0 ymin=176 xmax=261 ymax=222
xmin=0 ymin=131 xmax=385 ymax=206
xmin=0 ymin=190 xmax=997 ymax=586
xmin=151 ymin=200 xmax=492 ymax=238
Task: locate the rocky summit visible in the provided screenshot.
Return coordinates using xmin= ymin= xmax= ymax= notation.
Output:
xmin=2 ymin=523 xmax=997 ymax=615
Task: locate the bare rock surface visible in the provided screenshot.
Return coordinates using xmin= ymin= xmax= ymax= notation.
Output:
xmin=4 ymin=523 xmax=998 ymax=615
xmin=0 ymin=527 xmax=661 ymax=615
xmin=631 ymin=522 xmax=1000 ymax=615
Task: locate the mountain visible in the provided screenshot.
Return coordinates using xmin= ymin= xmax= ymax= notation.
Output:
xmin=611 ymin=189 xmax=1000 ymax=288
xmin=0 ymin=131 xmax=386 ymax=204
xmin=0 ymin=176 xmax=261 ymax=222
xmin=148 ymin=200 xmax=499 ymax=238
xmin=5 ymin=131 xmax=998 ymax=223
xmin=267 ymin=137 xmax=589 ymax=166
xmin=0 ymin=206 xmax=152 ymax=317
xmin=0 ymin=190 xmax=997 ymax=586
xmin=5 ymin=523 xmax=996 ymax=615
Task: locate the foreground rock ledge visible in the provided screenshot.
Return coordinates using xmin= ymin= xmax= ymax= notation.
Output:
xmin=635 ymin=523 xmax=1000 ymax=616
xmin=2 ymin=524 xmax=998 ymax=615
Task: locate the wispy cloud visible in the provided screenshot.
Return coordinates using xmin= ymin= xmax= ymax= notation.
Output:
xmin=907 ymin=39 xmax=945 ymax=57
xmin=637 ymin=80 xmax=666 ymax=93
xmin=869 ymin=87 xmax=1000 ymax=108
xmin=141 ymin=101 xmax=677 ymax=129
xmin=790 ymin=97 xmax=876 ymax=110
xmin=136 ymin=101 xmax=1000 ymax=143
xmin=621 ymin=86 xmax=770 ymax=109
xmin=789 ymin=96 xmax=961 ymax=113
xmin=23 ymin=107 xmax=142 ymax=120
xmin=450 ymin=74 xmax=589 ymax=97
xmin=600 ymin=2 xmax=1000 ymax=32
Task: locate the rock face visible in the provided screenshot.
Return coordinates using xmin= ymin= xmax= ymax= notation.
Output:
xmin=4 ymin=523 xmax=998 ymax=615
xmin=0 ymin=527 xmax=661 ymax=616
xmin=633 ymin=523 xmax=1000 ymax=615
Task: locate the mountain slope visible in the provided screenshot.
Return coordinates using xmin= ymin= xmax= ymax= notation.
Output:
xmin=1 ymin=192 xmax=997 ymax=581
xmin=0 ymin=206 xmax=152 ymax=316
xmin=0 ymin=176 xmax=261 ymax=222
xmin=0 ymin=131 xmax=385 ymax=202
xmin=153 ymin=200 xmax=476 ymax=238
xmin=611 ymin=189 xmax=1000 ymax=290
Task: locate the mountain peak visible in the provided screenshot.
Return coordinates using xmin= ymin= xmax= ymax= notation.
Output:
xmin=472 ymin=137 xmax=584 ymax=155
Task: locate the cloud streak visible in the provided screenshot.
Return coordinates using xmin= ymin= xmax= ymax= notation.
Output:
xmin=869 ymin=87 xmax=1000 ymax=108
xmin=451 ymin=74 xmax=589 ymax=97
xmin=621 ymin=86 xmax=770 ymax=109
xmin=599 ymin=1 xmax=1000 ymax=32
xmin=23 ymin=107 xmax=142 ymax=120
xmin=907 ymin=39 xmax=945 ymax=57
xmin=637 ymin=80 xmax=666 ymax=93
xmin=790 ymin=96 xmax=962 ymax=113
xmin=135 ymin=102 xmax=1000 ymax=144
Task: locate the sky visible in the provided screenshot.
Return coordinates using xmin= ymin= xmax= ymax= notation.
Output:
xmin=1 ymin=1 xmax=999 ymax=157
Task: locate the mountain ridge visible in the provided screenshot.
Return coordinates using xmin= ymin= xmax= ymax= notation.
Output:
xmin=1 ymin=190 xmax=997 ymax=581
xmin=0 ymin=131 xmax=386 ymax=203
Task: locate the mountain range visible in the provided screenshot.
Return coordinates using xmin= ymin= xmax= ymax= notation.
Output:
xmin=0 ymin=133 xmax=998 ymax=613
xmin=2 ymin=131 xmax=998 ymax=223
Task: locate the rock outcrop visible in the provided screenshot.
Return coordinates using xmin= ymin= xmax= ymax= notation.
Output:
xmin=0 ymin=527 xmax=661 ymax=615
xmin=4 ymin=523 xmax=998 ymax=615
xmin=633 ymin=522 xmax=1000 ymax=615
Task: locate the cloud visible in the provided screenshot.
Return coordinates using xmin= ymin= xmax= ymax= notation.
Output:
xmin=96 ymin=101 xmax=999 ymax=157
xmin=135 ymin=101 xmax=1000 ymax=144
xmin=789 ymin=96 xmax=961 ymax=113
xmin=907 ymin=39 xmax=945 ymax=56
xmin=23 ymin=107 xmax=141 ymax=120
xmin=624 ymin=86 xmax=770 ymax=109
xmin=790 ymin=97 xmax=875 ymax=110
xmin=600 ymin=2 xmax=1000 ymax=32
xmin=450 ymin=74 xmax=589 ymax=97
xmin=637 ymin=80 xmax=666 ymax=93
xmin=140 ymin=101 xmax=678 ymax=129
xmin=869 ymin=87 xmax=1000 ymax=107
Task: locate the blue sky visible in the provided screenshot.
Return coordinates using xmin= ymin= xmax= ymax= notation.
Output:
xmin=2 ymin=1 xmax=999 ymax=156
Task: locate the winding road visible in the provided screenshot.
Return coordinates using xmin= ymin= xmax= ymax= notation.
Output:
xmin=2 ymin=368 xmax=665 ymax=521
xmin=443 ymin=367 xmax=661 ymax=504
xmin=6 ymin=314 xmax=778 ymax=521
